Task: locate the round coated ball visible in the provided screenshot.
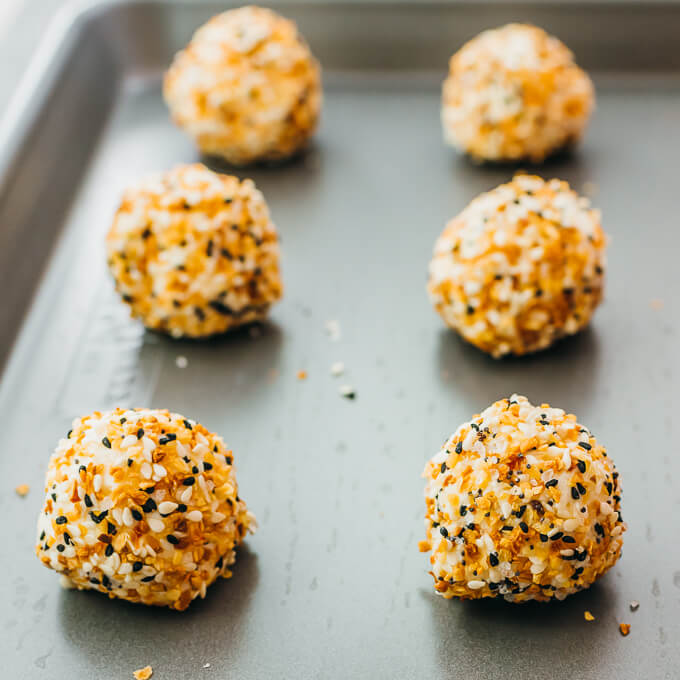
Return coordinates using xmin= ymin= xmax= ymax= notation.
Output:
xmin=420 ymin=395 xmax=625 ymax=602
xmin=428 ymin=174 xmax=606 ymax=357
xmin=164 ymin=6 xmax=322 ymax=165
xmin=442 ymin=24 xmax=594 ymax=162
xmin=36 ymin=408 xmax=255 ymax=611
xmin=106 ymin=163 xmax=282 ymax=338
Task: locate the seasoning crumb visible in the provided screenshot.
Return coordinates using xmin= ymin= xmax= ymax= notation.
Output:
xmin=175 ymin=355 xmax=188 ymax=368
xmin=330 ymin=362 xmax=345 ymax=377
xmin=650 ymin=299 xmax=664 ymax=311
xmin=339 ymin=384 xmax=356 ymax=399
xmin=324 ymin=319 xmax=341 ymax=341
xmin=15 ymin=484 xmax=29 ymax=497
xmin=203 ymin=663 xmax=211 ymax=669
xmin=584 ymin=610 xmax=595 ymax=621
xmin=297 ymin=370 xmax=308 ymax=380
xmin=629 ymin=600 xmax=639 ymax=612
xmin=619 ymin=622 xmax=631 ymax=636
xmin=133 ymin=666 xmax=153 ymax=680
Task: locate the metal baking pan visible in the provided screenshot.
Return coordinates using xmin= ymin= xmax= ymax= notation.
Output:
xmin=1 ymin=0 xmax=678 ymax=677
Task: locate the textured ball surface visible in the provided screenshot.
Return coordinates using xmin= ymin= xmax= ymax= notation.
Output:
xmin=421 ymin=395 xmax=624 ymax=602
xmin=428 ymin=174 xmax=606 ymax=357
xmin=164 ymin=5 xmax=321 ymax=165
xmin=441 ymin=24 xmax=594 ymax=162
xmin=36 ymin=408 xmax=255 ymax=611
xmin=106 ymin=163 xmax=282 ymax=338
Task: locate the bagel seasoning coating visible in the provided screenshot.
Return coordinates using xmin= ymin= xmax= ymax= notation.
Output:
xmin=442 ymin=24 xmax=594 ymax=162
xmin=421 ymin=396 xmax=625 ymax=602
xmin=428 ymin=175 xmax=606 ymax=357
xmin=36 ymin=408 xmax=255 ymax=611
xmin=164 ymin=6 xmax=321 ymax=165
xmin=106 ymin=163 xmax=282 ymax=338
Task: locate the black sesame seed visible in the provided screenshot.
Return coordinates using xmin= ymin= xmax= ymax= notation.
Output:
xmin=84 ymin=494 xmax=93 ymax=508
xmin=466 ymin=305 xmax=474 ymax=315
xmin=225 ymin=456 xmax=233 ymax=465
xmin=519 ymin=521 xmax=528 ymax=533
xmin=192 ymin=466 xmax=199 ymax=474
xmin=107 ymin=522 xmax=116 ymax=535
xmin=142 ymin=498 xmax=157 ymax=513
xmin=551 ymin=532 xmax=564 ymax=541
xmin=67 ymin=429 xmax=72 ymax=438
xmin=166 ymin=534 xmax=179 ymax=545
xmin=562 ymin=536 xmax=576 ymax=544
xmin=440 ymin=462 xmax=447 ymax=473
xmin=102 ymin=437 xmax=111 ymax=449
xmin=183 ymin=419 xmax=192 ymax=430
xmin=578 ymin=441 xmax=592 ymax=450
xmin=102 ymin=575 xmax=111 ymax=589
xmin=105 ymin=544 xmax=114 ymax=557
xmin=136 ymin=428 xmax=144 ymax=439
xmin=55 ymin=515 xmax=68 ymax=525
xmin=79 ymin=465 xmax=86 ymax=473
xmin=120 ymin=417 xmax=127 ymax=424
xmin=455 ymin=442 xmax=463 ymax=454
xmin=131 ymin=509 xmax=143 ymax=521
xmin=51 ymin=493 xmax=57 ymax=502
xmin=571 ymin=486 xmax=580 ymax=499
xmin=203 ymin=462 xmax=213 ymax=471
xmin=576 ymin=482 xmax=586 ymax=496
xmin=439 ymin=526 xmax=448 ymax=537
xmin=489 ymin=552 xmax=499 ymax=567
xmin=182 ymin=477 xmax=195 ymax=486
xmin=40 ymin=530 xmax=45 ymax=541
xmin=594 ymin=523 xmax=604 ymax=536
xmin=141 ymin=575 xmax=155 ymax=582
xmin=89 ymin=510 xmax=108 ymax=524
xmin=56 ymin=544 xmax=65 ymax=552
xmin=539 ymin=533 xmax=548 ymax=543
xmin=576 ymin=459 xmax=586 ymax=473
xmin=215 ymin=556 xmax=224 ymax=569
xmin=460 ymin=505 xmax=468 ymax=516
xmin=133 ymin=561 xmax=143 ymax=572
xmin=177 ymin=504 xmax=187 ymax=513
xmin=545 ymin=479 xmax=558 ymax=488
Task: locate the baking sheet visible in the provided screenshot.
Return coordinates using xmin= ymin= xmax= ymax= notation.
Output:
xmin=1 ymin=1 xmax=679 ymax=678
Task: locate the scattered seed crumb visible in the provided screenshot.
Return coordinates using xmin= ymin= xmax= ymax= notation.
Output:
xmin=249 ymin=325 xmax=262 ymax=339
xmin=650 ymin=299 xmax=664 ymax=311
xmin=203 ymin=663 xmax=211 ymax=669
xmin=133 ymin=666 xmax=153 ymax=680
xmin=619 ymin=622 xmax=631 ymax=636
xmin=297 ymin=370 xmax=308 ymax=380
xmin=339 ymin=384 xmax=356 ymax=399
xmin=324 ymin=319 xmax=341 ymax=341
xmin=175 ymin=355 xmax=188 ymax=368
xmin=330 ymin=362 xmax=345 ymax=377
xmin=584 ymin=610 xmax=595 ymax=621
xmin=582 ymin=181 xmax=598 ymax=197
xmin=15 ymin=484 xmax=29 ymax=497
xmin=630 ymin=600 xmax=639 ymax=612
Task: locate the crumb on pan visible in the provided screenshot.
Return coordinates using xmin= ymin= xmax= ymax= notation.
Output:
xmin=441 ymin=23 xmax=594 ymax=162
xmin=584 ymin=610 xmax=595 ymax=621
xmin=422 ymin=395 xmax=625 ymax=602
xmin=36 ymin=408 xmax=255 ymax=611
xmin=164 ymin=6 xmax=321 ymax=165
xmin=619 ymin=622 xmax=631 ymax=636
xmin=428 ymin=174 xmax=607 ymax=357
xmin=133 ymin=666 xmax=153 ymax=680
xmin=106 ymin=163 xmax=282 ymax=339
xmin=15 ymin=484 xmax=30 ymax=497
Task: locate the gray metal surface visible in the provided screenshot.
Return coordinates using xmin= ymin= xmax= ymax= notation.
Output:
xmin=1 ymin=1 xmax=679 ymax=678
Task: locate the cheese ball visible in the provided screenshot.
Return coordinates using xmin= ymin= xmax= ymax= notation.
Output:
xmin=442 ymin=24 xmax=594 ymax=162
xmin=420 ymin=395 xmax=625 ymax=602
xmin=428 ymin=174 xmax=606 ymax=357
xmin=36 ymin=408 xmax=255 ymax=611
xmin=164 ymin=6 xmax=322 ymax=165
xmin=106 ymin=163 xmax=282 ymax=338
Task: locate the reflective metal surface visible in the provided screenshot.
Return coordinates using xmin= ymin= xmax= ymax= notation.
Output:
xmin=0 ymin=2 xmax=678 ymax=678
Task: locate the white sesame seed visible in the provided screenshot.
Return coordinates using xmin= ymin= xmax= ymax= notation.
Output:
xmin=186 ymin=510 xmax=203 ymax=522
xmin=210 ymin=512 xmax=226 ymax=523
xmin=148 ymin=518 xmax=164 ymax=533
xmin=122 ymin=507 xmax=134 ymax=527
xmin=93 ymin=474 xmax=102 ymax=493
xmin=175 ymin=355 xmax=188 ymax=368
xmin=180 ymin=486 xmax=193 ymax=503
xmin=158 ymin=501 xmax=178 ymax=515
xmin=141 ymin=462 xmax=152 ymax=479
xmin=152 ymin=464 xmax=167 ymax=479
xmin=330 ymin=362 xmax=345 ymax=377
xmin=467 ymin=580 xmax=486 ymax=589
xmin=339 ymin=384 xmax=355 ymax=399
